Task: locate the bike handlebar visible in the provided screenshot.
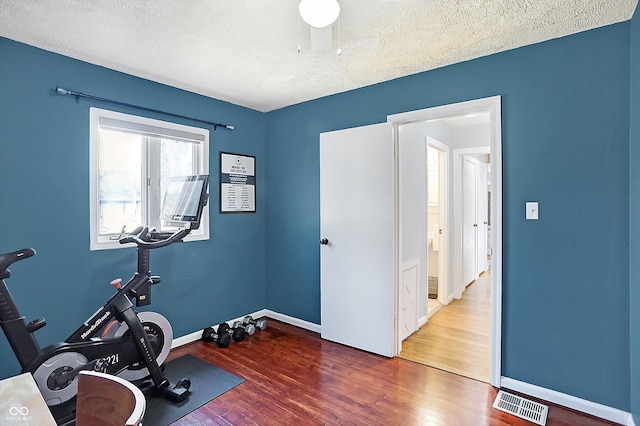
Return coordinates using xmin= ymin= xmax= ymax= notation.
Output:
xmin=119 ymin=226 xmax=191 ymax=249
xmin=0 ymin=248 xmax=36 ymax=279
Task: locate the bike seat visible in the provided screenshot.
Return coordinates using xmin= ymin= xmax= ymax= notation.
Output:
xmin=0 ymin=248 xmax=36 ymax=278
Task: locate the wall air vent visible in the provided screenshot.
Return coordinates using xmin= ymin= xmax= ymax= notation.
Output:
xmin=492 ymin=390 xmax=548 ymax=425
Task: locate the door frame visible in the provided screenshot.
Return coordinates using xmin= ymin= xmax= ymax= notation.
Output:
xmin=388 ymin=95 xmax=502 ymax=386
xmin=426 ymin=137 xmax=449 ymax=308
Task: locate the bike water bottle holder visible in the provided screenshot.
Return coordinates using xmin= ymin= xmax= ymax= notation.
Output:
xmin=132 ymin=276 xmax=160 ymax=307
xmin=132 ymin=282 xmax=152 ymax=307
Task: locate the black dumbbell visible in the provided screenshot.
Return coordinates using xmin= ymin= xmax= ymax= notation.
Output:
xmin=230 ymin=321 xmax=248 ymax=342
xmin=216 ymin=322 xmax=245 ymax=342
xmin=201 ymin=324 xmax=231 ymax=348
xmin=242 ymin=316 xmax=267 ymax=336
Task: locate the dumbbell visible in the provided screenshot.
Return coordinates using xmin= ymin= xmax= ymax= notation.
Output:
xmin=242 ymin=316 xmax=267 ymax=336
xmin=230 ymin=321 xmax=248 ymax=342
xmin=201 ymin=324 xmax=231 ymax=348
xmin=215 ymin=321 xmax=246 ymax=342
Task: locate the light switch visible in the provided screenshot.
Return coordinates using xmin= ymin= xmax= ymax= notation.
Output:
xmin=526 ymin=202 xmax=539 ymax=220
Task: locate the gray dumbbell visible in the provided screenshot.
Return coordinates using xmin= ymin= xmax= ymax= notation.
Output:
xmin=242 ymin=316 xmax=267 ymax=335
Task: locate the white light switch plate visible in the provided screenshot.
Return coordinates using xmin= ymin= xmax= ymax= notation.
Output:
xmin=526 ymin=202 xmax=539 ymax=220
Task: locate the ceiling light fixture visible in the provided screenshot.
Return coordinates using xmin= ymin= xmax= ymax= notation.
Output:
xmin=299 ymin=0 xmax=340 ymax=29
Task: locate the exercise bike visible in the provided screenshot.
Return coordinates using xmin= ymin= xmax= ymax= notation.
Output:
xmin=0 ymin=174 xmax=209 ymax=424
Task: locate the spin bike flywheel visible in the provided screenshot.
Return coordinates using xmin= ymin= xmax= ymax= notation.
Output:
xmin=31 ymin=312 xmax=172 ymax=407
xmin=107 ymin=311 xmax=173 ymax=382
xmin=32 ymin=351 xmax=88 ymax=406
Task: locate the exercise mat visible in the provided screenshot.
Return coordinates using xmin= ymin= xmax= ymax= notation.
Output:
xmin=143 ymin=354 xmax=244 ymax=425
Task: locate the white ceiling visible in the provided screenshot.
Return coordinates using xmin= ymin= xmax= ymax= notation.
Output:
xmin=0 ymin=0 xmax=637 ymax=112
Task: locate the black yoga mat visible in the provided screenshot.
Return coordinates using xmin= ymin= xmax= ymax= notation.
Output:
xmin=143 ymin=354 xmax=244 ymax=425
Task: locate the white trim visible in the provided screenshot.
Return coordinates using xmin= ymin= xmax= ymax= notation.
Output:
xmin=388 ymin=97 xmax=500 ymax=125
xmin=171 ymin=309 xmax=321 ymax=350
xmin=89 ymin=107 xmax=210 ymax=251
xmin=171 ymin=308 xmax=268 ymax=348
xmin=426 ymin=137 xmax=449 ymax=307
xmin=171 ymin=329 xmax=204 ymax=348
xmin=387 ymin=95 xmax=502 ymax=387
xmin=418 ymin=315 xmax=428 ymax=327
xmin=489 ymin=97 xmax=502 ymax=387
xmin=500 ymin=377 xmax=634 ymax=426
xmin=264 ymin=309 xmax=321 ymax=333
xmin=392 ymin=126 xmax=400 ymax=356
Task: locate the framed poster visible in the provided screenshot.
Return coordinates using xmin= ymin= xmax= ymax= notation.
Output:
xmin=220 ymin=152 xmax=256 ymax=213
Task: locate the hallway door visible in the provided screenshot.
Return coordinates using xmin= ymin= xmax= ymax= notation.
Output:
xmin=462 ymin=157 xmax=478 ymax=286
xmin=476 ymin=161 xmax=488 ymax=275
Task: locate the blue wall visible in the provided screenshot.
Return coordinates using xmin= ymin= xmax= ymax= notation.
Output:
xmin=630 ymin=10 xmax=640 ymax=424
xmin=0 ymin=17 xmax=635 ymax=415
xmin=0 ymin=37 xmax=267 ymax=379
xmin=265 ymin=24 xmax=631 ymax=410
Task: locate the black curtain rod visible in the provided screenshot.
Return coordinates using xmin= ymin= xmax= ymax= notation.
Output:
xmin=54 ymin=86 xmax=234 ymax=131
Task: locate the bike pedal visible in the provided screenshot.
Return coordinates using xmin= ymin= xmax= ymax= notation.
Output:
xmin=174 ymin=378 xmax=191 ymax=390
xmin=162 ymin=385 xmax=190 ymax=403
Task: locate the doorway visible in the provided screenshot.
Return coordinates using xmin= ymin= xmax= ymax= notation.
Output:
xmin=426 ymin=139 xmax=448 ymax=318
xmin=318 ymin=96 xmax=502 ymax=386
xmin=400 ymin=145 xmax=492 ymax=383
xmin=390 ymin=96 xmax=501 ymax=386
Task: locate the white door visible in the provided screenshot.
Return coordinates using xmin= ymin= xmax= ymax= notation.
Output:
xmin=320 ymin=123 xmax=394 ymax=357
xmin=476 ymin=162 xmax=488 ymax=275
xmin=462 ymin=157 xmax=477 ymax=286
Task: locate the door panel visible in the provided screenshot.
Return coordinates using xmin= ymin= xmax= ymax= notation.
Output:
xmin=476 ymin=162 xmax=488 ymax=275
xmin=400 ymin=261 xmax=419 ymax=341
xmin=462 ymin=158 xmax=477 ymax=286
xmin=320 ymin=123 xmax=394 ymax=357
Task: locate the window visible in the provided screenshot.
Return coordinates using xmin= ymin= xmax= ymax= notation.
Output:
xmin=90 ymin=108 xmax=209 ymax=250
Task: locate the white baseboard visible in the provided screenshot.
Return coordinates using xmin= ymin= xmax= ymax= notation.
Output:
xmin=500 ymin=377 xmax=633 ymax=425
xmin=418 ymin=315 xmax=428 ymax=327
xmin=264 ymin=309 xmax=321 ymax=333
xmin=171 ymin=308 xmax=267 ymax=349
xmin=171 ymin=309 xmax=320 ymax=349
xmin=171 ymin=330 xmax=202 ymax=348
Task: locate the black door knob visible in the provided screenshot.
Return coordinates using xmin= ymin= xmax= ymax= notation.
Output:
xmin=320 ymin=238 xmax=329 ymax=245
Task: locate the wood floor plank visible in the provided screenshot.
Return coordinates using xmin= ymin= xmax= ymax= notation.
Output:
xmin=399 ymin=270 xmax=492 ymax=382
xmin=165 ymin=319 xmax=616 ymax=426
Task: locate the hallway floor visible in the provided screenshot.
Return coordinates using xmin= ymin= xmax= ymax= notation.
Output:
xmin=399 ymin=270 xmax=491 ymax=382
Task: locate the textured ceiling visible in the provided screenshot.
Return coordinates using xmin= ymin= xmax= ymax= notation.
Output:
xmin=0 ymin=0 xmax=637 ymax=112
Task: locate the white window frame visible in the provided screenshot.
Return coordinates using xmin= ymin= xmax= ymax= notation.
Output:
xmin=90 ymin=107 xmax=210 ymax=250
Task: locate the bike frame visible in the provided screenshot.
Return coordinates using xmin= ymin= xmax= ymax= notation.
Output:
xmin=0 ymin=228 xmax=188 ymax=388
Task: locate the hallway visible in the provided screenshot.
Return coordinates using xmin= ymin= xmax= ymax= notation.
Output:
xmin=399 ymin=271 xmax=491 ymax=382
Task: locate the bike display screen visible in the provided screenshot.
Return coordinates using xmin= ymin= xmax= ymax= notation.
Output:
xmin=161 ymin=175 xmax=209 ymax=229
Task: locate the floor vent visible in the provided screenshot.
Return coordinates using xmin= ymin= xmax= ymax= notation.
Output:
xmin=492 ymin=390 xmax=548 ymax=425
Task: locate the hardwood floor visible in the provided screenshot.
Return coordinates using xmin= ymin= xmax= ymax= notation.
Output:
xmin=166 ymin=319 xmax=616 ymax=425
xmin=399 ymin=270 xmax=491 ymax=382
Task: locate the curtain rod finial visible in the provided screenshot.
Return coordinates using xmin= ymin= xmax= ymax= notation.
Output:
xmin=55 ymin=86 xmax=70 ymax=95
